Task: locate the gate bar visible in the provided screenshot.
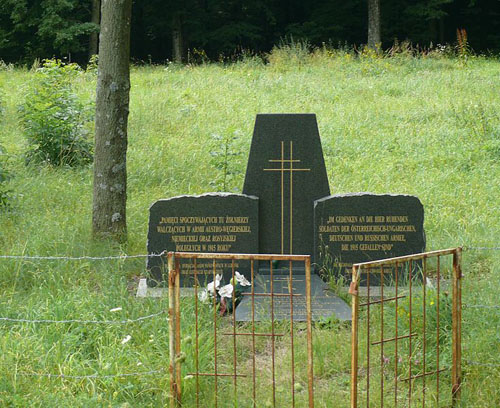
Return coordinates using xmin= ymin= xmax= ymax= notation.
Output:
xmin=168 ymin=252 xmax=314 ymax=407
xmin=350 ymin=248 xmax=463 ymax=408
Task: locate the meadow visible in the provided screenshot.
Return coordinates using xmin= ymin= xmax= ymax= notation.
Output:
xmin=0 ymin=48 xmax=499 ymax=406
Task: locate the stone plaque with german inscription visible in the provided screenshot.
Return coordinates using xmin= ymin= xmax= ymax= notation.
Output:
xmin=147 ymin=193 xmax=258 ymax=286
xmin=314 ymin=193 xmax=425 ymax=282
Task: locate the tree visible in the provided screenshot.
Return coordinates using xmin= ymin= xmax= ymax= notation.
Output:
xmin=367 ymin=0 xmax=381 ymax=49
xmin=171 ymin=11 xmax=184 ymax=63
xmin=0 ymin=0 xmax=96 ymax=63
xmin=92 ymin=0 xmax=133 ymax=242
xmin=89 ymin=0 xmax=100 ymax=58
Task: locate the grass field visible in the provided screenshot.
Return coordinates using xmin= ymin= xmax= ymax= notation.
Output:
xmin=0 ymin=49 xmax=499 ymax=407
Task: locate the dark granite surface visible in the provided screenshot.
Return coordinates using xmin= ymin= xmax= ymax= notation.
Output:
xmin=314 ymin=193 xmax=425 ymax=284
xmin=243 ymin=114 xmax=330 ymax=257
xmin=235 ymin=271 xmax=351 ymax=322
xmin=147 ymin=193 xmax=258 ymax=285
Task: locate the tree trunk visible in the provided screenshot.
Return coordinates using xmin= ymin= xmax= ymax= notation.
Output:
xmin=172 ymin=13 xmax=183 ymax=63
xmin=439 ymin=17 xmax=445 ymax=44
xmin=92 ymin=0 xmax=133 ymax=242
xmin=367 ymin=0 xmax=381 ymax=50
xmin=89 ymin=0 xmax=101 ymax=59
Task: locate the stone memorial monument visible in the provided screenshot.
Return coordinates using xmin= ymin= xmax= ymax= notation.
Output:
xmin=243 ymin=113 xmax=330 ymax=256
xmin=146 ymin=113 xmax=426 ymax=321
xmin=147 ymin=193 xmax=258 ymax=285
xmin=236 ymin=114 xmax=350 ymax=321
xmin=314 ymin=193 xmax=425 ymax=284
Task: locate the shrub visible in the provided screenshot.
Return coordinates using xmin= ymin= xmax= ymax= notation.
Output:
xmin=208 ymin=130 xmax=243 ymax=192
xmin=267 ymin=36 xmax=312 ymax=69
xmin=20 ymin=59 xmax=93 ymax=167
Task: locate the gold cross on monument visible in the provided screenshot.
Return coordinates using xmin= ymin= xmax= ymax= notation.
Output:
xmin=263 ymin=141 xmax=310 ymax=254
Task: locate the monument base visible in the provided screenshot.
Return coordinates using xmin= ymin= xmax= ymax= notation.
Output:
xmin=235 ymin=273 xmax=351 ymax=322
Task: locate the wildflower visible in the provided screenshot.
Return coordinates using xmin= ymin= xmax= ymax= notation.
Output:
xmin=184 ymin=374 xmax=194 ymax=380
xmin=198 ymin=288 xmax=209 ymax=303
xmin=110 ymin=307 xmax=122 ymax=312
xmin=121 ymin=335 xmax=131 ymax=345
xmin=430 ymin=300 xmax=435 ymax=306
xmin=383 ymin=355 xmax=390 ymax=365
xmin=219 ymin=284 xmax=234 ymax=299
xmin=234 ymin=271 xmax=251 ymax=286
xmin=207 ymin=274 xmax=222 ymax=295
xmin=137 ymin=362 xmax=143 ymax=366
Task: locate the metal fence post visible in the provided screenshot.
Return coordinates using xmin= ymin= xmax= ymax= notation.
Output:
xmin=452 ymin=247 xmax=462 ymax=406
xmin=350 ymin=265 xmax=360 ymax=408
xmin=168 ymin=252 xmax=180 ymax=407
xmin=305 ymin=256 xmax=315 ymax=408
xmin=174 ymin=256 xmax=182 ymax=403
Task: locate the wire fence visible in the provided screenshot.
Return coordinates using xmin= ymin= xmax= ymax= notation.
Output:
xmin=0 ymin=251 xmax=170 ymax=381
xmin=0 ymin=252 xmax=165 ymax=260
xmin=0 ymin=310 xmax=166 ymax=325
xmin=13 ymin=369 xmax=165 ymax=379
xmin=0 ymin=245 xmax=497 ymax=261
xmin=0 ymin=246 xmax=499 ymax=385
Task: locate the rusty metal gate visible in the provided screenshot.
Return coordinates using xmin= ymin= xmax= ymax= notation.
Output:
xmin=167 ymin=252 xmax=314 ymax=407
xmin=350 ymin=248 xmax=462 ymax=407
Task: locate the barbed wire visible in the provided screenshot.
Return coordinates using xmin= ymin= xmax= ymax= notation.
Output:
xmin=464 ymin=246 xmax=500 ymax=251
xmin=0 ymin=310 xmax=166 ymax=325
xmin=0 ymin=252 xmax=165 ymax=260
xmin=0 ymin=246 xmax=496 ymax=261
xmin=14 ymin=368 xmax=165 ymax=379
xmin=463 ymin=304 xmax=500 ymax=309
xmin=466 ymin=360 xmax=500 ymax=368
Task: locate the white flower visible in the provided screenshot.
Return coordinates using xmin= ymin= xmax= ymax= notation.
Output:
xmin=109 ymin=307 xmax=122 ymax=312
xmin=218 ymin=283 xmax=233 ymax=299
xmin=234 ymin=271 xmax=251 ymax=286
xmin=121 ymin=335 xmax=131 ymax=345
xmin=198 ymin=289 xmax=210 ymax=303
xmin=207 ymin=274 xmax=222 ymax=295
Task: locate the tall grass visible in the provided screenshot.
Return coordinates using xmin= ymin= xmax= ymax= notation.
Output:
xmin=0 ymin=49 xmax=499 ymax=406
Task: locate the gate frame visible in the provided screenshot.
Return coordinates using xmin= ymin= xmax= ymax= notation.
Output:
xmin=167 ymin=251 xmax=315 ymax=408
xmin=350 ymin=248 xmax=462 ymax=407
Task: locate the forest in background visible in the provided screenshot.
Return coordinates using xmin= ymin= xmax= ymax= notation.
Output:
xmin=1 ymin=0 xmax=499 ymax=65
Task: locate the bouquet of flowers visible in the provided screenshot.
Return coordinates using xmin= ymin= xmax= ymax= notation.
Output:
xmin=198 ymin=271 xmax=251 ymax=315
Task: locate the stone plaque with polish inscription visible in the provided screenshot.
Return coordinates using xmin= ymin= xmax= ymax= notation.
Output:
xmin=147 ymin=193 xmax=258 ymax=286
xmin=314 ymin=193 xmax=425 ymax=283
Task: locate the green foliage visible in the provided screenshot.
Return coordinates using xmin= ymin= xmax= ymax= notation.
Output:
xmin=0 ymin=85 xmax=11 ymax=208
xmin=208 ymin=130 xmax=243 ymax=192
xmin=395 ymin=286 xmax=453 ymax=346
xmin=267 ymin=37 xmax=312 ymax=69
xmin=0 ymin=57 xmax=499 ymax=406
xmin=0 ymin=144 xmax=11 ymax=208
xmin=0 ymin=0 xmax=97 ymax=63
xmin=20 ymin=59 xmax=93 ymax=167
